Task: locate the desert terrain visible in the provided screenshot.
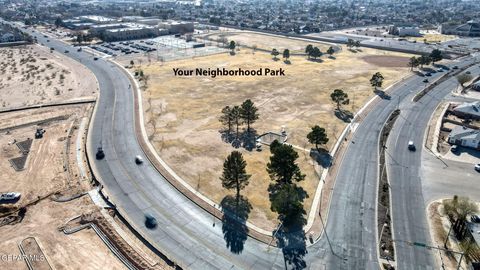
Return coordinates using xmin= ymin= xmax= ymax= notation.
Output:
xmin=0 ymin=44 xmax=97 ymax=109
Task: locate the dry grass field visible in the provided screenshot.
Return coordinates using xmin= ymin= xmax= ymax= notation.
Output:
xmin=141 ymin=42 xmax=412 ymax=229
xmin=204 ymin=31 xmax=331 ymax=53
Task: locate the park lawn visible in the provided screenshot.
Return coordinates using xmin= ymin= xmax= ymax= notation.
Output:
xmin=141 ymin=45 xmax=412 ymax=230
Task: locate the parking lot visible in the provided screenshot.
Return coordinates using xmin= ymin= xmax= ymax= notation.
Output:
xmin=87 ymin=34 xmax=226 ymax=62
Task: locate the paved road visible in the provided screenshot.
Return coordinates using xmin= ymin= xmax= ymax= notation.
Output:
xmin=386 ymin=61 xmax=480 ymax=270
xmin=8 ymin=20 xmax=477 ymax=269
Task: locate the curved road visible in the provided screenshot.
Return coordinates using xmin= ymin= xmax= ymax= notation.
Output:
xmin=13 ymin=22 xmax=476 ymax=269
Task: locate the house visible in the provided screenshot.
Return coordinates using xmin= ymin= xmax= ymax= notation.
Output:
xmin=387 ymin=24 xmax=421 ymax=37
xmin=448 ymin=126 xmax=480 ymax=149
xmin=452 ymin=101 xmax=480 ymax=120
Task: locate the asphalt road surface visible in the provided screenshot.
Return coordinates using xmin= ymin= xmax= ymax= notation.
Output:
xmin=8 ymin=20 xmax=477 ymax=269
xmin=386 ymin=60 xmax=480 ymax=270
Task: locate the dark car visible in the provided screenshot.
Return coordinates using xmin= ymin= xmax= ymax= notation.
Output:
xmin=93 ymin=57 xmax=99 ymax=60
xmin=145 ymin=214 xmax=157 ymax=229
xmin=96 ymin=147 xmax=105 ymax=160
xmin=64 ymin=50 xmax=69 ymax=53
xmin=452 ymin=66 xmax=458 ymax=70
xmin=408 ymin=141 xmax=416 ymax=151
xmin=77 ymin=47 xmax=82 ymax=52
xmin=423 ymin=79 xmax=429 ymax=83
xmin=425 ymin=73 xmax=432 ymax=77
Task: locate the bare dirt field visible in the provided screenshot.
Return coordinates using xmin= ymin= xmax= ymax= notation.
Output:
xmin=0 ymin=106 xmax=127 ymax=270
xmin=204 ymin=31 xmax=331 ymax=53
xmin=141 ymin=41 xmax=412 ymax=229
xmin=0 ymin=44 xmax=97 ymax=109
xmin=362 ymin=55 xmax=410 ymax=67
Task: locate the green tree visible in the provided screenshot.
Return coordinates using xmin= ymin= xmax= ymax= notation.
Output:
xmin=267 ymin=143 xmax=305 ymax=185
xmin=271 ymin=48 xmax=280 ymax=60
xmin=309 ymin=47 xmax=322 ymax=60
xmin=229 ymin=40 xmax=236 ymax=52
xmin=370 ymin=72 xmax=384 ymax=90
xmin=327 ymin=46 xmax=335 ymax=57
xmin=307 ymin=125 xmax=329 ymax=151
xmin=346 ymin=39 xmax=355 ymax=49
xmin=354 ymin=40 xmax=361 ymax=49
xmin=418 ymin=55 xmax=431 ymax=68
xmin=219 ymin=106 xmax=234 ymax=135
xmin=408 ymin=56 xmax=418 ymax=71
xmin=330 ymin=89 xmax=350 ymax=110
xmin=220 ymin=151 xmax=250 ymax=203
xmin=232 ymin=105 xmax=243 ymax=137
xmin=457 ymin=73 xmax=473 ymax=91
xmin=305 ymin=44 xmax=313 ymax=57
xmin=130 ymin=60 xmax=134 ymax=66
xmin=282 ymin=49 xmax=290 ymax=60
xmin=240 ymin=99 xmax=259 ymax=134
xmin=430 ymin=49 xmax=443 ymax=64
xmin=54 ymin=18 xmax=63 ymax=28
xmin=269 ymin=183 xmax=306 ymax=227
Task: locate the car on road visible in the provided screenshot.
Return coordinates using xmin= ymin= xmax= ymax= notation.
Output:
xmin=77 ymin=47 xmax=82 ymax=52
xmin=46 ymin=39 xmax=50 ymax=42
xmin=0 ymin=192 xmax=21 ymax=202
xmin=466 ymin=71 xmax=471 ymax=74
xmin=437 ymin=68 xmax=443 ymax=72
xmin=96 ymin=147 xmax=105 ymax=160
xmin=408 ymin=141 xmax=416 ymax=151
xmin=135 ymin=155 xmax=143 ymax=164
xmin=475 ymin=164 xmax=480 ymax=172
xmin=64 ymin=50 xmax=69 ymax=53
xmin=453 ymin=66 xmax=459 ymax=70
xmin=425 ymin=72 xmax=432 ymax=77
xmin=93 ymin=57 xmax=99 ymax=60
xmin=471 ymin=215 xmax=480 ymax=223
xmin=423 ymin=79 xmax=429 ymax=83
xmin=145 ymin=213 xmax=157 ymax=229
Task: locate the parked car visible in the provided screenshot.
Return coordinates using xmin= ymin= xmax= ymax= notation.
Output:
xmin=135 ymin=155 xmax=143 ymax=164
xmin=0 ymin=192 xmax=21 ymax=202
xmin=450 ymin=145 xmax=459 ymax=153
xmin=466 ymin=71 xmax=471 ymax=74
xmin=475 ymin=164 xmax=480 ymax=172
xmin=77 ymin=47 xmax=82 ymax=52
xmin=452 ymin=66 xmax=459 ymax=70
xmin=64 ymin=50 xmax=69 ymax=53
xmin=408 ymin=141 xmax=416 ymax=151
xmin=425 ymin=72 xmax=432 ymax=77
xmin=93 ymin=57 xmax=98 ymax=60
xmin=423 ymin=79 xmax=429 ymax=83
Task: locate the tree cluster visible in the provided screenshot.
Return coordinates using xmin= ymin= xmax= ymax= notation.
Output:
xmin=408 ymin=49 xmax=443 ymax=70
xmin=219 ymin=99 xmax=259 ymax=138
xmin=370 ymin=72 xmax=384 ymax=90
xmin=305 ymin=44 xmax=322 ymax=60
xmin=346 ymin=39 xmax=361 ymax=50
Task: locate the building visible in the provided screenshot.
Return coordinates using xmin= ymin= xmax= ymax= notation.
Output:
xmin=388 ymin=25 xmax=421 ymax=37
xmin=440 ymin=20 xmax=480 ymax=37
xmin=158 ymin=21 xmax=194 ymax=34
xmin=79 ymin=15 xmax=117 ymax=24
xmin=89 ymin=23 xmax=126 ymax=35
xmin=452 ymin=101 xmax=480 ymax=120
xmin=448 ymin=126 xmax=480 ymax=149
xmin=104 ymin=26 xmax=162 ymax=41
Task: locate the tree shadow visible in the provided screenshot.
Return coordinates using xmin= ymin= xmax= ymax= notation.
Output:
xmin=220 ymin=195 xmax=252 ymax=254
xmin=272 ymin=57 xmax=280 ymax=61
xmin=348 ymin=49 xmax=358 ymax=53
xmin=356 ymin=48 xmax=363 ymax=52
xmin=219 ymin=128 xmax=258 ymax=151
xmin=374 ymin=89 xmax=391 ymax=100
xmin=284 ymin=60 xmax=292 ymax=65
xmin=334 ymin=108 xmax=354 ymax=123
xmin=328 ymin=56 xmax=336 ymax=60
xmin=414 ymin=70 xmax=425 ymax=77
xmin=229 ymin=51 xmax=236 ymax=56
xmin=309 ymin=149 xmax=332 ymax=168
xmin=276 ymin=222 xmax=308 ymax=269
xmin=308 ymin=58 xmax=323 ymax=63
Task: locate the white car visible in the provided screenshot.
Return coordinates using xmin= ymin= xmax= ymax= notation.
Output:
xmin=475 ymin=164 xmax=480 ymax=172
xmin=135 ymin=155 xmax=144 ymax=164
xmin=0 ymin=192 xmax=21 ymax=202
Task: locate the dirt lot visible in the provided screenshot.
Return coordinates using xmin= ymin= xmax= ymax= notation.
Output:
xmin=0 ymin=106 xmax=127 ymax=270
xmin=141 ymin=41 xmax=412 ymax=229
xmin=0 ymin=44 xmax=97 ymax=109
xmin=204 ymin=31 xmax=331 ymax=53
